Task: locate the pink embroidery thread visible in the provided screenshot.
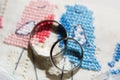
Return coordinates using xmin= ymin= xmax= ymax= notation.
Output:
xmin=4 ymin=0 xmax=56 ymax=48
xmin=0 ymin=16 xmax=2 ymax=28
xmin=0 ymin=0 xmax=8 ymax=28
xmin=31 ymin=22 xmax=53 ymax=43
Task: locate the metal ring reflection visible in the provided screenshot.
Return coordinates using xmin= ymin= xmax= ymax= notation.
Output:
xmin=50 ymin=37 xmax=84 ymax=72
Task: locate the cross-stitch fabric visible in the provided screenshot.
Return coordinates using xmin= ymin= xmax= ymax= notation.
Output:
xmin=0 ymin=0 xmax=8 ymax=28
xmin=59 ymin=5 xmax=101 ymax=71
xmin=0 ymin=16 xmax=2 ymax=28
xmin=4 ymin=0 xmax=56 ymax=48
xmin=108 ymin=43 xmax=120 ymax=74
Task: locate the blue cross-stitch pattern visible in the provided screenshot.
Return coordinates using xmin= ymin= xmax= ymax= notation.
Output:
xmin=108 ymin=43 xmax=120 ymax=74
xmin=110 ymin=68 xmax=120 ymax=75
xmin=113 ymin=43 xmax=120 ymax=62
xmin=59 ymin=5 xmax=101 ymax=71
xmin=63 ymin=40 xmax=83 ymax=67
xmin=108 ymin=43 xmax=120 ymax=68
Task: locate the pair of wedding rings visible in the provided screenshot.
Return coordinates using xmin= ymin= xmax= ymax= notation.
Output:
xmin=29 ymin=20 xmax=84 ymax=72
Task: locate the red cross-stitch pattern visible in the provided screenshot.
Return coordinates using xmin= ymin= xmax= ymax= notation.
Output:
xmin=31 ymin=22 xmax=53 ymax=44
xmin=4 ymin=0 xmax=56 ymax=48
xmin=0 ymin=16 xmax=2 ymax=28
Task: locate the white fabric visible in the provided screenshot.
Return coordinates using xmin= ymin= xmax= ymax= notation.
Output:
xmin=0 ymin=0 xmax=120 ymax=80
